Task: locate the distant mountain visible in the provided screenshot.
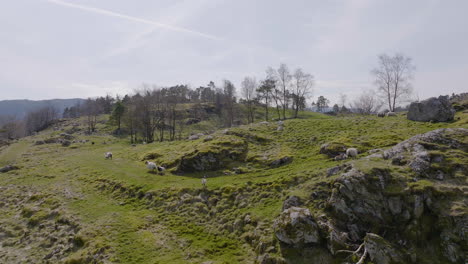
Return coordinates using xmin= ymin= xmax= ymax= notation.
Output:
xmin=0 ymin=98 xmax=85 ymax=118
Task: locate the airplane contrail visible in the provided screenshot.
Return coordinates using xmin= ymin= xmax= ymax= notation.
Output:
xmin=44 ymin=0 xmax=220 ymax=40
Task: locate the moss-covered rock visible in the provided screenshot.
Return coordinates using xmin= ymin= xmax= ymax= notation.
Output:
xmin=273 ymin=207 xmax=320 ymax=246
xmin=319 ymin=142 xmax=347 ymax=158
xmin=176 ymin=136 xmax=248 ymax=172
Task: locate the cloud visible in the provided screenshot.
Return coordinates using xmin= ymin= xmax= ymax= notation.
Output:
xmin=44 ymin=0 xmax=220 ymax=40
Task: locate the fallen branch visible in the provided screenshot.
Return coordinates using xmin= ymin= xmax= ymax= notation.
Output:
xmin=336 ymin=242 xmax=364 ymax=256
xmin=356 ymin=248 xmax=367 ymax=264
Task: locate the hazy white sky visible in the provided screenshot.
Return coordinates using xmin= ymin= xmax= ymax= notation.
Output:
xmin=1 ymin=0 xmax=467 ymax=104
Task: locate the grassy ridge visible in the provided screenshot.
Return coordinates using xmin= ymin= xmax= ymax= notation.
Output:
xmin=0 ymin=110 xmax=467 ymax=263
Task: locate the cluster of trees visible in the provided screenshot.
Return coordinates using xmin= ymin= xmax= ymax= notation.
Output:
xmin=0 ymin=106 xmax=59 ymax=140
xmin=260 ymin=64 xmax=314 ymax=120
xmin=335 ymin=53 xmax=415 ymax=115
xmin=1 ymin=54 xmax=415 ymax=141
xmin=109 ymin=83 xmax=239 ymax=143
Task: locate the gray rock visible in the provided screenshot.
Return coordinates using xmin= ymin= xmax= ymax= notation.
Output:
xmin=407 ymin=96 xmax=456 ymax=122
xmin=59 ymin=133 xmax=74 ymax=140
xmin=282 ymin=196 xmax=303 ymax=211
xmin=0 ymin=165 xmax=19 ymax=173
xmin=273 ymin=207 xmax=320 ymax=246
xmin=270 ymin=156 xmax=292 ymax=167
xmin=203 ymin=135 xmax=214 ymax=142
xmin=188 ymin=135 xmax=199 ymax=140
xmin=319 ymin=143 xmax=347 ymax=158
xmin=365 ymin=233 xmax=406 ymax=264
xmin=34 ymin=140 xmax=45 ymax=145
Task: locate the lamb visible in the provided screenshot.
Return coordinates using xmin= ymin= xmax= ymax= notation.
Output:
xmin=201 ymin=176 xmax=207 ymax=188
xmin=346 ymin=148 xmax=358 ymax=158
xmin=157 ymin=166 xmax=165 ymax=175
xmin=386 ymin=112 xmax=397 ymax=117
xmin=105 ymin=152 xmax=113 ymax=159
xmin=145 ymin=161 xmax=157 ymax=172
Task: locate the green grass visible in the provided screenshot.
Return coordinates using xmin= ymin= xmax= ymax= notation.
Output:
xmin=0 ymin=110 xmax=467 ymax=263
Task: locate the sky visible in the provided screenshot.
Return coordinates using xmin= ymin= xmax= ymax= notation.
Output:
xmin=0 ymin=0 xmax=467 ymax=105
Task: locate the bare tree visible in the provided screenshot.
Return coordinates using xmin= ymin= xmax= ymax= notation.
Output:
xmin=241 ymin=76 xmax=257 ymax=123
xmin=267 ymin=63 xmax=291 ymax=120
xmin=223 ymin=80 xmax=237 ymax=127
xmin=0 ymin=115 xmax=24 ymax=139
xmin=82 ymin=99 xmax=102 ymax=134
xmin=291 ymin=68 xmax=314 ymax=118
xmin=24 ymin=106 xmax=58 ymax=135
xmin=257 ymin=78 xmax=275 ymax=121
xmin=339 ymin=93 xmax=347 ymax=108
xmin=372 ymin=53 xmax=414 ymax=112
xmin=352 ymin=90 xmax=382 ymax=115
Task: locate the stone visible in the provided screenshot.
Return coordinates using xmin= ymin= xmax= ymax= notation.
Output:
xmin=185 ymin=118 xmax=201 ymax=125
xmin=273 ymin=207 xmax=320 ymax=246
xmin=188 ymin=135 xmax=199 ymax=140
xmin=407 ymin=96 xmax=456 ymax=122
xmin=0 ymin=165 xmax=19 ymax=173
xmin=365 ymin=233 xmax=406 ymax=264
xmin=319 ymin=143 xmax=347 ymax=158
xmin=282 ymin=196 xmax=303 ymax=211
xmin=59 ymin=133 xmax=74 ymax=140
xmin=269 ymin=156 xmax=292 ymax=167
xmin=203 ymin=135 xmax=214 ymax=142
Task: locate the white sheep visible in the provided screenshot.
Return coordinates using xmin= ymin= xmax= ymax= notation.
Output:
xmin=105 ymin=152 xmax=113 ymax=159
xmin=201 ymin=176 xmax=207 ymax=188
xmin=145 ymin=161 xmax=157 ymax=172
xmin=386 ymin=112 xmax=397 ymax=117
xmin=346 ymin=148 xmax=358 ymax=158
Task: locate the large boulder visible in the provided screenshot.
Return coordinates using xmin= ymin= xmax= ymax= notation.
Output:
xmin=176 ymin=137 xmax=248 ymax=172
xmin=325 ymin=128 xmax=467 ymax=263
xmin=319 ymin=143 xmax=347 ymax=158
xmin=407 ymin=96 xmax=455 ymax=122
xmin=365 ymin=233 xmax=407 ymax=264
xmin=273 ymin=207 xmax=320 ymax=246
xmin=282 ymin=196 xmax=303 ymax=211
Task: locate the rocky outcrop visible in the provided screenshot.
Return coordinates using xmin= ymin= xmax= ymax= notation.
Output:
xmin=407 ymin=96 xmax=456 ymax=122
xmin=273 ymin=207 xmax=320 ymax=246
xmin=324 ymin=128 xmax=467 ymax=263
xmin=319 ymin=143 xmax=347 ymax=158
xmin=364 ymin=233 xmax=406 ymax=264
xmin=176 ymin=137 xmax=248 ymax=172
xmin=282 ymin=196 xmax=303 ymax=211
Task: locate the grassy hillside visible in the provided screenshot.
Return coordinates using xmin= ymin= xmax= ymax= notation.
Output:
xmin=0 ymin=110 xmax=467 ymax=263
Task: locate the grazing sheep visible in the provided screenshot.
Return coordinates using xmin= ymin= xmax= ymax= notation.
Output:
xmin=334 ymin=153 xmax=348 ymax=161
xmin=346 ymin=148 xmax=358 ymax=158
xmin=386 ymin=112 xmax=397 ymax=117
xmin=201 ymin=176 xmax=207 ymax=188
xmin=377 ymin=112 xmax=385 ymax=117
xmin=157 ymin=166 xmax=165 ymax=175
xmin=105 ymin=152 xmax=113 ymax=159
xmin=145 ymin=161 xmax=157 ymax=172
